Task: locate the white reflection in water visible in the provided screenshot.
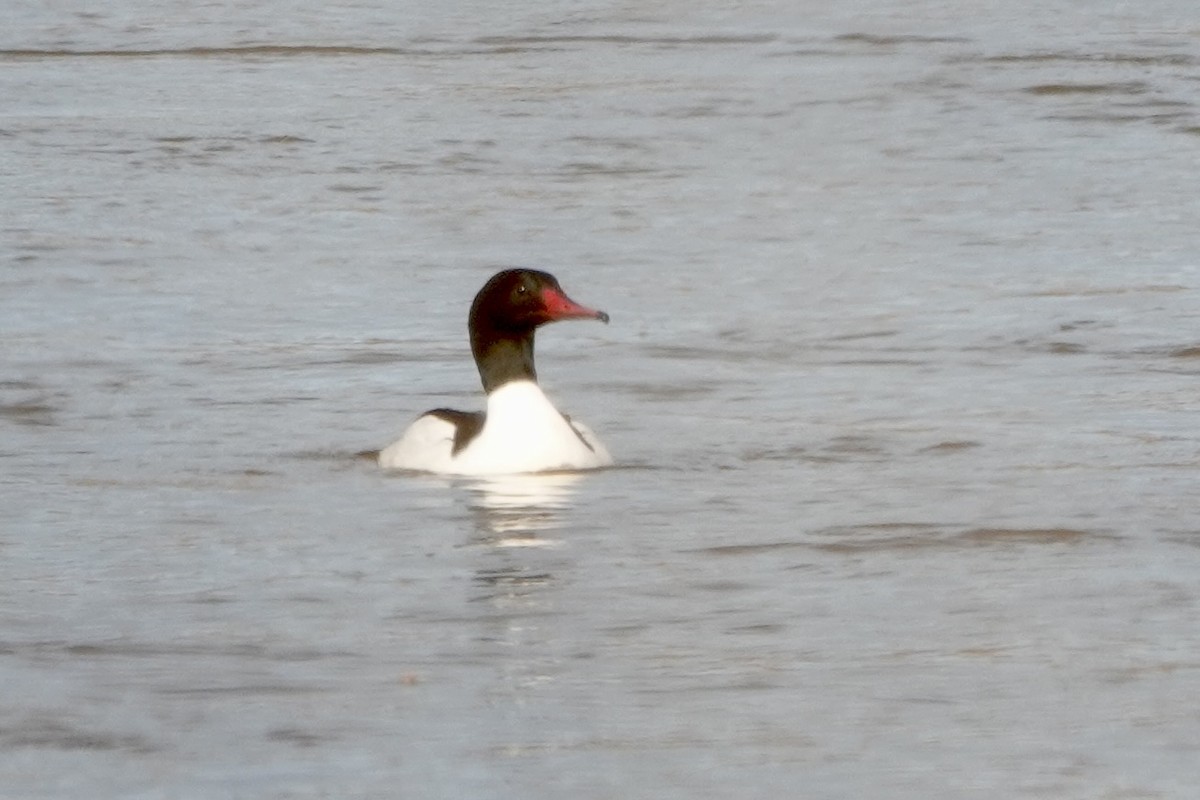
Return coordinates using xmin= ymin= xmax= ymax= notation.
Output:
xmin=464 ymin=472 xmax=584 ymax=542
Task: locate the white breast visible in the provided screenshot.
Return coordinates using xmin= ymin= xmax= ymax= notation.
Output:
xmin=378 ymin=381 xmax=612 ymax=475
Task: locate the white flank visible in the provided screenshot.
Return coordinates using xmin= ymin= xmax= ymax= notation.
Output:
xmin=378 ymin=380 xmax=612 ymax=475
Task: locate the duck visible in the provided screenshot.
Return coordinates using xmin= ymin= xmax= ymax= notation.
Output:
xmin=378 ymin=269 xmax=614 ymax=475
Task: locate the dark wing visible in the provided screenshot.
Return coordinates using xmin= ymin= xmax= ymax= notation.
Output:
xmin=426 ymin=409 xmax=486 ymax=455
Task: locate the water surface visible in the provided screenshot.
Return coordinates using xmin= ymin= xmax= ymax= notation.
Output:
xmin=3 ymin=2 xmax=1200 ymax=798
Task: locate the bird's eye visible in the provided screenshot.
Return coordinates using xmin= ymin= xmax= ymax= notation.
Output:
xmin=516 ymin=284 xmax=528 ymax=295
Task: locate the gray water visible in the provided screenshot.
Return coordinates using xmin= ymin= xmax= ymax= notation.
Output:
xmin=4 ymin=2 xmax=1200 ymax=797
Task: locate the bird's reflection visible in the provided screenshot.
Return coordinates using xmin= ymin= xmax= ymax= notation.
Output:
xmin=464 ymin=472 xmax=584 ymax=615
xmin=457 ymin=473 xmax=589 ymax=713
xmin=464 ymin=471 xmax=584 ymax=544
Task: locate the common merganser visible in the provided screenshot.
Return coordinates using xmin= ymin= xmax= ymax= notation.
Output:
xmin=378 ymin=269 xmax=614 ymax=475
